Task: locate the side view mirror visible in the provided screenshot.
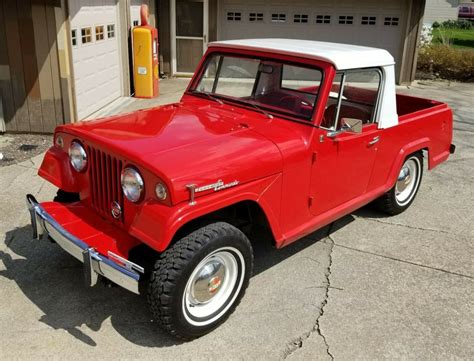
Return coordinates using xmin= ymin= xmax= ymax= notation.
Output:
xmin=327 ymin=118 xmax=363 ymax=138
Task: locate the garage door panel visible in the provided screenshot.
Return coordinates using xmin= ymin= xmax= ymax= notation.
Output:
xmin=70 ymin=0 xmax=122 ymax=120
xmin=220 ymin=0 xmax=406 ymax=75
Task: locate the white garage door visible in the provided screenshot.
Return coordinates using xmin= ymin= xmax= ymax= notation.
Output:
xmin=69 ymin=0 xmax=122 ymax=119
xmin=219 ymin=0 xmax=407 ymax=73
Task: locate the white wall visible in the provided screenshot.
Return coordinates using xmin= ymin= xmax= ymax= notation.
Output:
xmin=423 ymin=0 xmax=460 ymax=24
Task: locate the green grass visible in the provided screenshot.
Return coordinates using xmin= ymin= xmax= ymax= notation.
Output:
xmin=432 ymin=28 xmax=474 ymax=49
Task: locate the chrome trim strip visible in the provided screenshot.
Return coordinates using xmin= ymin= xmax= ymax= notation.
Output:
xmin=26 ymin=194 xmax=143 ymax=294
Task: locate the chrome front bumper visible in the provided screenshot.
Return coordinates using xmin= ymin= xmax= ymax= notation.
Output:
xmin=26 ymin=194 xmax=144 ymax=294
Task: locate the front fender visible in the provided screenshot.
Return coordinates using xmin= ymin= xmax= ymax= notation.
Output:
xmin=38 ymin=147 xmax=81 ymax=193
xmin=129 ymin=173 xmax=283 ymax=252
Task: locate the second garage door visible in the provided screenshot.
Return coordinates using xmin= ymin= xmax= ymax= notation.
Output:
xmin=69 ymin=0 xmax=123 ymax=119
xmin=219 ymin=0 xmax=407 ymax=76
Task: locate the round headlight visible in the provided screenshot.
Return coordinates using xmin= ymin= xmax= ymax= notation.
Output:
xmin=121 ymin=167 xmax=144 ymax=203
xmin=69 ymin=141 xmax=87 ymax=172
xmin=155 ymin=182 xmax=167 ymax=201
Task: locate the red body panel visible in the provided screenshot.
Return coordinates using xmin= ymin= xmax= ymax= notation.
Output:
xmin=38 ymin=47 xmax=453 ymax=257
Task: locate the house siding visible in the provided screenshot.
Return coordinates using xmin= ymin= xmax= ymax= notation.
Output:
xmin=423 ymin=0 xmax=460 ymax=23
xmin=0 ymin=0 xmax=68 ymax=133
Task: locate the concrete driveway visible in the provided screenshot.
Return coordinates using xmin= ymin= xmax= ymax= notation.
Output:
xmin=0 ymin=81 xmax=472 ymax=359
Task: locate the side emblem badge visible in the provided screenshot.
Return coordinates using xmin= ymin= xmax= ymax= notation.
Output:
xmin=111 ymin=201 xmax=122 ymax=219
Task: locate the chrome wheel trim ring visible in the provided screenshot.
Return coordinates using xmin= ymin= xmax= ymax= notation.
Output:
xmin=395 ymin=157 xmax=421 ymax=206
xmin=182 ymin=247 xmax=245 ymax=327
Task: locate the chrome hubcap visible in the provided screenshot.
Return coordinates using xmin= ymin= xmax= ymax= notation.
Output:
xmin=191 ymin=259 xmax=226 ymax=303
xmin=183 ymin=247 xmax=244 ymax=326
xmin=395 ymin=158 xmax=419 ymax=205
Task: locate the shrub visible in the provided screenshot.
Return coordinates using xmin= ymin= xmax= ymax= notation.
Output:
xmin=438 ymin=19 xmax=472 ymax=30
xmin=417 ymin=45 xmax=474 ymax=81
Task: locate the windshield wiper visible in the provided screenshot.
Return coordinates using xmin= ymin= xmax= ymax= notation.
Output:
xmin=248 ymin=102 xmax=273 ymax=119
xmin=190 ymin=90 xmax=223 ymax=105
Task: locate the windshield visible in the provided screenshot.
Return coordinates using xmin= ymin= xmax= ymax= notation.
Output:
xmin=190 ymin=53 xmax=323 ymax=121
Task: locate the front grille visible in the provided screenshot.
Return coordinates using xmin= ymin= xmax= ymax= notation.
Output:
xmin=87 ymin=146 xmax=123 ymax=221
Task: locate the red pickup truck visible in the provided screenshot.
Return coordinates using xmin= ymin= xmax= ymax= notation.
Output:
xmin=27 ymin=39 xmax=454 ymax=339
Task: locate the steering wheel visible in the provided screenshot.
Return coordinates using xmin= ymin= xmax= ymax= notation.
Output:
xmin=280 ymin=95 xmax=312 ymax=114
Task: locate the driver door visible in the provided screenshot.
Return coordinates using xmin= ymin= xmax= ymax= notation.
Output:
xmin=309 ymin=68 xmax=383 ymax=216
xmin=309 ymin=125 xmax=381 ymax=216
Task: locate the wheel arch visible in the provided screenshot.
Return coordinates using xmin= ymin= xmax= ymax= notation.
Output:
xmin=386 ymin=139 xmax=429 ymax=189
xmin=169 ymin=199 xmax=277 ymax=250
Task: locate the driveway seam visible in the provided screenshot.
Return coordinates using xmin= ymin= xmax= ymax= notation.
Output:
xmin=333 ymin=243 xmax=473 ymax=279
xmin=354 ymin=216 xmax=452 ymax=235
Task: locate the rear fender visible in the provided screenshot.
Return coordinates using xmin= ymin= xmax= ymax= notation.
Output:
xmin=129 ymin=174 xmax=283 ymax=252
xmin=386 ymin=138 xmax=429 ymax=188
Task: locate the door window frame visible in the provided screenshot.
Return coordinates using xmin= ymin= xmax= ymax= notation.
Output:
xmin=321 ymin=67 xmax=384 ymax=131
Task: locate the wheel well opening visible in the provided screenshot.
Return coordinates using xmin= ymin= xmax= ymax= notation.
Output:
xmin=171 ymin=201 xmax=275 ymax=249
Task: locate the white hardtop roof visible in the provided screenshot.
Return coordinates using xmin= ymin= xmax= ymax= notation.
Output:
xmin=209 ymin=39 xmax=395 ymax=70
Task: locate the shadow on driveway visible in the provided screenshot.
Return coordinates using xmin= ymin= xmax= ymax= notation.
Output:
xmin=1 ymin=215 xmax=355 ymax=347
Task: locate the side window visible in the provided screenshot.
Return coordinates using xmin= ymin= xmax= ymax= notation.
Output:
xmin=322 ymin=69 xmax=381 ymax=130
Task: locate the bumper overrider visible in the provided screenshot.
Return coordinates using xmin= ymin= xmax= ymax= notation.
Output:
xmin=26 ymin=194 xmax=144 ymax=294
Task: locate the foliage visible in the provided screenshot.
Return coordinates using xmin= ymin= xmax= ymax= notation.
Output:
xmin=417 ymin=45 xmax=474 ymax=81
xmin=419 ymin=24 xmax=433 ymax=47
xmin=432 ymin=28 xmax=474 ymax=49
xmin=432 ymin=20 xmax=472 ymax=30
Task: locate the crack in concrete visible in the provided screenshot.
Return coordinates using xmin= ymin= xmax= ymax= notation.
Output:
xmin=354 ymin=216 xmax=452 ymax=235
xmin=334 ymin=243 xmax=473 ymax=280
xmin=283 ymin=224 xmax=335 ymax=360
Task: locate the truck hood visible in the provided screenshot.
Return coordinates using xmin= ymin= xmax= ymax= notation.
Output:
xmin=58 ymin=103 xmax=283 ymax=204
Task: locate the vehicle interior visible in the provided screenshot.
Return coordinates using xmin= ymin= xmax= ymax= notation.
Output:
xmin=192 ymin=54 xmax=322 ymax=121
xmin=192 ymin=53 xmax=384 ymax=129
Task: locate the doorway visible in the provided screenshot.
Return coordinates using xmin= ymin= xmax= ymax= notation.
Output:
xmin=171 ymin=0 xmax=208 ymax=75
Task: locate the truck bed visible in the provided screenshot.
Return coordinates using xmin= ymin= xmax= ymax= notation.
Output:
xmin=396 ymin=93 xmax=445 ymax=120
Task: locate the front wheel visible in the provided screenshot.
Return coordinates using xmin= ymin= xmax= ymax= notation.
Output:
xmin=375 ymin=152 xmax=423 ymax=215
xmin=147 ymin=222 xmax=253 ymax=339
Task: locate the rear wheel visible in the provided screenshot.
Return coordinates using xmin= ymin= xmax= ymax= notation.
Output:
xmin=147 ymin=222 xmax=253 ymax=339
xmin=375 ymin=152 xmax=423 ymax=215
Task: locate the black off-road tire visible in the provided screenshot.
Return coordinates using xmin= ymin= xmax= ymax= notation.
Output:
xmin=147 ymin=222 xmax=253 ymax=339
xmin=53 ymin=189 xmax=80 ymax=203
xmin=375 ymin=152 xmax=423 ymax=215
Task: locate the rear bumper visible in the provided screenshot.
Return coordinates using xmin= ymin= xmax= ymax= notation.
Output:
xmin=26 ymin=194 xmax=144 ymax=294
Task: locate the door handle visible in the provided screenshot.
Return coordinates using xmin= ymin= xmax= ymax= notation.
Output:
xmin=368 ymin=136 xmax=380 ymax=145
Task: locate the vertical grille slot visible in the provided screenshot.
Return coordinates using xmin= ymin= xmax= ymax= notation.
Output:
xmin=87 ymin=146 xmax=123 ymax=221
